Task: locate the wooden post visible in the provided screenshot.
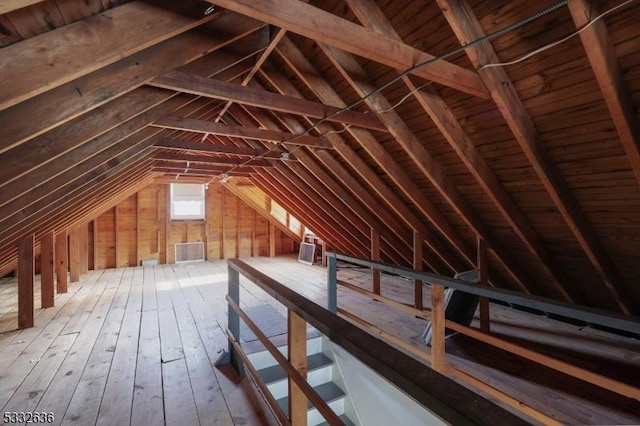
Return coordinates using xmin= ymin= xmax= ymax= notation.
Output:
xmin=288 ymin=310 xmax=308 ymax=426
xmin=55 ymin=230 xmax=68 ymax=293
xmin=413 ymin=231 xmax=423 ymax=310
xmin=477 ymin=236 xmax=490 ymax=333
xmin=114 ymin=206 xmax=120 ymax=267
xmin=327 ymin=254 xmax=337 ymax=314
xmin=79 ymin=224 xmax=89 ymax=275
xmin=268 ymin=221 xmax=276 ymax=258
xmin=136 ymin=192 xmax=141 ymax=265
xmin=236 ymin=196 xmax=240 ymax=259
xmin=251 ymin=209 xmax=256 ymax=257
xmin=221 ymin=187 xmax=227 ymax=259
xmin=18 ymin=234 xmax=35 ymax=329
xmin=227 ymin=263 xmax=244 ymax=376
xmin=40 ymin=231 xmax=55 ymax=308
xmin=371 ymin=228 xmax=380 ymax=294
xmin=69 ymin=227 xmax=80 ymax=283
xmin=430 ymin=283 xmax=445 ymax=373
xmin=92 ymin=220 xmax=98 ymax=270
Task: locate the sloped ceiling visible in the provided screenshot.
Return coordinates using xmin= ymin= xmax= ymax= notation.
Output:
xmin=0 ymin=0 xmax=639 ymax=316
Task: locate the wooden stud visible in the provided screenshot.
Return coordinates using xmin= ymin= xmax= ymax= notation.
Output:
xmin=413 ymin=231 xmax=423 ymax=311
xmin=69 ymin=227 xmax=80 ymax=283
xmin=268 ymin=221 xmax=276 ymax=258
xmin=92 ymin=220 xmax=98 ymax=270
xmin=79 ymin=223 xmax=89 ymax=275
xmin=430 ymin=283 xmax=446 ymax=373
xmin=55 ymin=230 xmax=68 ymax=293
xmin=136 ymin=192 xmax=141 ymax=266
xmin=18 ymin=234 xmax=34 ymax=329
xmin=371 ymin=228 xmax=381 ymax=295
xmin=40 ymin=231 xmax=55 ymax=309
xmin=288 ymin=310 xmax=308 ymax=426
xmin=477 ymin=236 xmax=490 ymax=334
xmin=222 ymin=187 xmax=227 ymax=259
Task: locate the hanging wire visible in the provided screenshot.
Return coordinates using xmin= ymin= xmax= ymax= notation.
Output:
xmin=215 ymin=0 xmax=634 ymax=181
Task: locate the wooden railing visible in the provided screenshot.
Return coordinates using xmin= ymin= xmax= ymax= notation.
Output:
xmin=326 ymin=252 xmax=640 ymax=425
xmin=227 ymin=259 xmax=526 ymax=426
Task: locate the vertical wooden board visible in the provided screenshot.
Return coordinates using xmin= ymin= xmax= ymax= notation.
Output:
xmin=55 ymin=230 xmax=68 ymax=293
xmin=40 ymin=231 xmax=55 ymax=309
xmin=238 ymin=201 xmax=253 ymax=258
xmin=69 ymin=227 xmax=80 ymax=283
xmin=97 ymin=208 xmax=116 ymax=269
xmin=79 ymin=223 xmax=89 ymax=274
xmin=207 ymin=185 xmax=223 ymax=260
xmin=18 ymin=234 xmax=34 ymax=329
xmin=88 ymin=221 xmax=96 ymax=271
xmin=256 ymin=216 xmax=269 ymax=257
xmin=430 ymin=284 xmax=446 ymax=373
xmin=137 ymin=185 xmax=162 ymax=262
xmin=224 ymin=192 xmax=238 ymax=259
xmin=288 ymin=310 xmax=307 ymax=425
xmin=116 ymin=196 xmax=137 ymax=267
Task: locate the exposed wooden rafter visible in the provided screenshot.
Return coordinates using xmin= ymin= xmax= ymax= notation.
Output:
xmin=345 ymin=0 xmax=575 ymax=302
xmin=436 ymin=0 xmax=633 ymax=314
xmin=152 ymin=116 xmax=330 ymax=147
xmin=0 ymin=2 xmax=217 ymax=112
xmin=150 ymin=70 xmax=387 ymax=131
xmin=569 ymin=0 xmax=640 ymax=187
xmin=205 ymin=0 xmax=488 ymax=98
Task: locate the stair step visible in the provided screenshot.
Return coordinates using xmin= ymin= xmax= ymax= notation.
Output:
xmin=317 ymin=414 xmax=356 ymax=426
xmin=276 ymin=381 xmax=345 ymax=413
xmin=257 ymin=352 xmax=333 ymax=384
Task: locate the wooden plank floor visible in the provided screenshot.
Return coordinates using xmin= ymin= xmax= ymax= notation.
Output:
xmin=0 ymin=263 xmax=275 ymax=426
xmin=1 ymin=256 xmax=639 ymax=425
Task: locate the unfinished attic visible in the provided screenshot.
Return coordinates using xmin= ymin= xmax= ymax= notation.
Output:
xmin=1 ymin=0 xmax=639 ymax=424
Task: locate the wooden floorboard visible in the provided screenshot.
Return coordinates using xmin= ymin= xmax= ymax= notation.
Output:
xmin=1 ymin=256 xmax=637 ymax=425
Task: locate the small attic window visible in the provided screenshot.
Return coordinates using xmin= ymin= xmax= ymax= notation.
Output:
xmin=170 ymin=183 xmax=205 ymax=220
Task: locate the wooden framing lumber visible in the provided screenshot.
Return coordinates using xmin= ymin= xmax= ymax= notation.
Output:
xmin=40 ymin=230 xmax=55 ymax=308
xmin=207 ymin=0 xmax=488 ymax=98
xmin=152 ymin=117 xmax=330 ymax=147
xmin=0 ymin=14 xmax=266 ymax=153
xmin=287 ymin=310 xmax=308 ymax=426
xmin=436 ymin=0 xmax=633 ymax=314
xmin=569 ymin=0 xmax=640 ymax=187
xmin=18 ymin=234 xmax=34 ymax=329
xmin=154 ymin=136 xmax=297 ymax=158
xmin=271 ymin=40 xmax=471 ymax=274
xmin=345 ymin=0 xmax=575 ymax=303
xmin=321 ymin=42 xmax=534 ymax=295
xmin=69 ymin=227 xmax=80 ymax=283
xmin=0 ymin=1 xmax=216 ymax=112
xmin=153 ymin=151 xmax=274 ymax=167
xmin=150 ymin=70 xmax=387 ymax=131
xmin=0 ymin=1 xmax=44 ymax=15
xmin=55 ymin=230 xmax=68 ymax=293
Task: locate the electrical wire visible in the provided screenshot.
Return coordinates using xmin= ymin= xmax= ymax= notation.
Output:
xmin=215 ymin=0 xmax=632 ymax=181
xmin=480 ymin=0 xmax=637 ymax=70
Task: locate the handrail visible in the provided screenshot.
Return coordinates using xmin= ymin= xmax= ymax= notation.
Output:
xmin=226 ymin=296 xmax=343 ymax=425
xmin=336 ymin=280 xmax=640 ymax=402
xmin=227 ymin=259 xmax=528 ymax=426
xmin=326 ymin=252 xmax=640 ymax=334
